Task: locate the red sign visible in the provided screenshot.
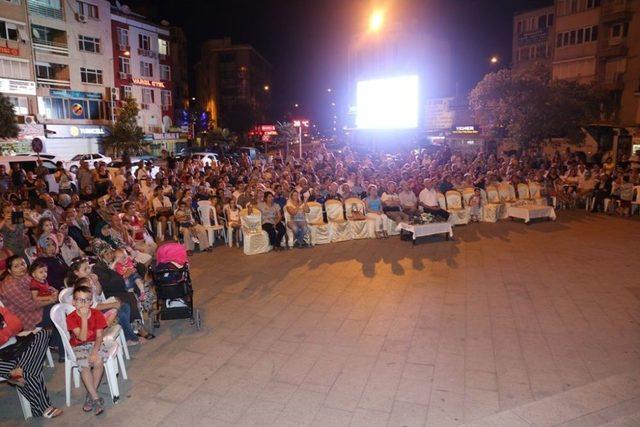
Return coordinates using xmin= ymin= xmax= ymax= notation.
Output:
xmin=0 ymin=46 xmax=19 ymax=56
xmin=260 ymin=125 xmax=276 ymax=132
xmin=132 ymin=78 xmax=166 ymax=88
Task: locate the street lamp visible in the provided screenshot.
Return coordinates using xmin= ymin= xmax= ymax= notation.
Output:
xmin=294 ymin=103 xmax=299 ymax=108
xmin=263 ymin=85 xmax=270 ymax=91
xmin=369 ymin=10 xmax=384 ymax=32
xmin=327 ymin=88 xmax=332 ymax=93
xmin=490 ymin=56 xmax=499 ymax=65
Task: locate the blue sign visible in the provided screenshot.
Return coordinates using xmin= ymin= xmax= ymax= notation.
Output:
xmin=49 ymin=89 xmax=103 ymax=100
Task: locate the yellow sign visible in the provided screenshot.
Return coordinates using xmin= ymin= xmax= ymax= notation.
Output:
xmin=132 ymin=78 xmax=165 ymax=88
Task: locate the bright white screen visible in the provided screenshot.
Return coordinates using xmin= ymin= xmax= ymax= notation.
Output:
xmin=356 ymin=75 xmax=419 ymax=129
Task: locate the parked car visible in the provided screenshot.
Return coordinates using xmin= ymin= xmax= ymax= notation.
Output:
xmin=189 ymin=152 xmax=219 ymax=167
xmin=107 ymin=160 xmax=160 ymax=179
xmin=0 ymin=155 xmax=76 ymax=194
xmin=65 ymin=153 xmax=112 ymax=173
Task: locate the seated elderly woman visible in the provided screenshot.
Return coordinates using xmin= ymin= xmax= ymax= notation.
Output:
xmin=0 ymin=306 xmax=62 ymax=418
xmin=0 ymin=255 xmax=63 ymax=360
xmin=381 ymin=181 xmax=410 ymax=225
xmin=34 ymin=236 xmax=68 ymax=291
xmin=285 ymin=190 xmax=311 ymax=248
xmin=364 ymin=184 xmax=389 ymax=238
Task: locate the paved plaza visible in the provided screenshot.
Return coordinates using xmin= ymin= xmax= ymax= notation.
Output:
xmin=1 ymin=211 xmax=639 ymax=426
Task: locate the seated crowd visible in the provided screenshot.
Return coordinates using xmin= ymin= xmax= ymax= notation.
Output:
xmin=0 ymin=144 xmax=639 ymax=418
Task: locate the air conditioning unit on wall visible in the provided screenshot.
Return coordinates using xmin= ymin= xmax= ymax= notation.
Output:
xmin=74 ymin=13 xmax=87 ymax=23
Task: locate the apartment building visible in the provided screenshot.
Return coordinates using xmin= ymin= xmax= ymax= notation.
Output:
xmin=513 ymin=0 xmax=639 ymax=131
xmin=111 ymin=5 xmax=173 ymax=137
xmin=0 ymin=0 xmax=37 ymax=120
xmin=513 ymin=6 xmax=555 ymax=67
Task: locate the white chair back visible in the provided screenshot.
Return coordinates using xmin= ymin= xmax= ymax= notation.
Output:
xmin=486 ymin=185 xmax=500 ymax=203
xmin=25 ymin=247 xmax=37 ymax=264
xmin=517 ymin=183 xmax=531 ymax=200
xmin=49 ymin=303 xmax=78 ymax=365
xmin=462 ymin=188 xmax=475 ymax=207
xmin=325 ymin=200 xmax=345 ymax=222
xmin=498 ymin=183 xmax=515 ymax=202
xmin=437 ymin=193 xmax=447 ymax=210
xmin=344 ymin=197 xmax=365 ymax=219
xmin=197 ymin=204 xmax=212 ymax=227
xmin=58 ymin=287 xmax=74 ymax=304
xmin=446 ymin=190 xmax=463 ymax=209
xmin=529 ymin=182 xmax=542 ymax=199
xmin=240 ymin=209 xmax=262 ymax=233
xmin=305 ymin=201 xmax=324 ymax=224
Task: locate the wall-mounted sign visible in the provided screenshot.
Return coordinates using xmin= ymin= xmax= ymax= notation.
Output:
xmin=517 ymin=28 xmax=549 ymax=46
xmin=0 ymin=78 xmax=36 ymax=96
xmin=132 ymin=78 xmax=165 ymax=88
xmin=71 ymin=103 xmax=84 ymax=117
xmin=0 ymin=46 xmax=19 ymax=56
xmin=49 ymin=89 xmax=102 ymax=100
xmin=45 ymin=124 xmax=108 ymax=139
xmin=452 ymin=125 xmax=479 ymax=134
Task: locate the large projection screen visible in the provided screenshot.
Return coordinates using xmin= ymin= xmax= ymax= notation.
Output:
xmin=356 ymin=75 xmax=419 ymax=130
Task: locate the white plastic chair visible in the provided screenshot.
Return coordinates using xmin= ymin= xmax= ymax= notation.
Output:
xmin=58 ymin=288 xmax=130 ymax=361
xmin=239 ymin=209 xmax=271 ymax=255
xmin=325 ymin=200 xmax=351 ymax=242
xmin=305 ymin=201 xmax=331 ymax=245
xmin=24 ymin=247 xmax=37 ymax=264
xmin=50 ymin=303 xmax=125 ymax=407
xmin=445 ymin=190 xmax=470 ymax=225
xmin=197 ymin=200 xmax=227 ymax=246
xmin=344 ymin=197 xmax=375 ymax=239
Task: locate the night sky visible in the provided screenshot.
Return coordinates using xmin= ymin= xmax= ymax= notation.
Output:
xmin=128 ymin=0 xmax=553 ymax=121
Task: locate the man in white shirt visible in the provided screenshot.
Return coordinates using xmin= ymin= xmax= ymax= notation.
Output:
xmin=398 ymin=180 xmax=418 ymax=217
xmin=418 ymin=178 xmax=450 ymax=221
xmin=151 ymin=186 xmax=175 ymax=240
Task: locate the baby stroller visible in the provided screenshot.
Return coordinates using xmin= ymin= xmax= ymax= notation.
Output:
xmin=151 ymin=241 xmax=202 ymax=330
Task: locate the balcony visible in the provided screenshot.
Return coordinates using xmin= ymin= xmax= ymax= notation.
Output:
xmin=36 ymin=78 xmax=70 ymax=88
xmin=600 ymin=42 xmax=628 ymax=57
xmin=27 ymin=0 xmax=64 ymax=20
xmin=138 ymin=48 xmax=157 ymax=59
xmin=603 ymin=73 xmax=625 ymax=91
xmin=36 ymin=63 xmax=70 ymax=88
xmin=31 ymin=25 xmax=68 ymax=56
xmin=601 ymin=0 xmax=633 ymax=23
xmin=118 ymin=72 xmax=131 ymax=80
xmin=33 ymin=39 xmax=69 ymax=55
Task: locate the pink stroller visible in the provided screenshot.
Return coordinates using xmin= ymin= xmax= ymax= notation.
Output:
xmin=152 ymin=241 xmax=201 ymax=330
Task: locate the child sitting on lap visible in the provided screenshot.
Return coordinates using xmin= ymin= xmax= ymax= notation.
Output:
xmin=66 ymin=285 xmax=111 ymax=415
xmin=29 ymin=260 xmax=57 ymax=302
xmin=112 ymin=247 xmax=146 ymax=301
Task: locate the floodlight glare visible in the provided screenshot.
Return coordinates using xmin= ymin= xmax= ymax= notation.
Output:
xmin=356 ymin=75 xmax=419 ymax=130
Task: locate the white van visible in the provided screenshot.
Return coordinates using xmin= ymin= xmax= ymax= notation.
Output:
xmin=0 ymin=155 xmax=76 ymax=194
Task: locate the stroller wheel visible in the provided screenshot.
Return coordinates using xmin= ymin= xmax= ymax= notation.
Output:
xmin=194 ymin=309 xmax=202 ymax=330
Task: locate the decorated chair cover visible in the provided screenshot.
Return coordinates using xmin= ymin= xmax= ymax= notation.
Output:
xmin=528 ymin=181 xmax=546 ymax=205
xmin=517 ymin=183 xmax=533 ymax=203
xmin=344 ymin=197 xmax=375 ymax=239
xmin=240 ymin=209 xmax=271 ymax=255
xmin=305 ymin=201 xmax=331 ymax=245
xmin=437 ymin=192 xmax=447 ymax=210
xmin=325 ymin=199 xmax=351 ymax=242
xmin=481 ymin=188 xmax=501 ymax=222
xmin=445 ymin=190 xmax=470 ymax=225
xmin=498 ymin=182 xmax=516 ymax=218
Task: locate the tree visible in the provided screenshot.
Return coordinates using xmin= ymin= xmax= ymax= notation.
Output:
xmin=103 ymin=97 xmax=144 ymax=158
xmin=273 ymin=121 xmax=298 ymax=157
xmin=0 ymin=94 xmax=19 ymax=140
xmin=469 ymin=63 xmax=609 ymax=150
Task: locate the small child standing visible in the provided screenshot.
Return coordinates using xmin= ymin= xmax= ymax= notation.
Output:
xmin=66 ymin=285 xmax=110 ymax=415
xmin=29 ymin=261 xmax=57 ymax=302
xmin=112 ymin=247 xmax=146 ymax=301
xmin=469 ymin=188 xmax=483 ymax=222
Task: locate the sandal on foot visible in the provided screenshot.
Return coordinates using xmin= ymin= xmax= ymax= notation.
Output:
xmin=82 ymin=395 xmax=93 ymax=412
xmin=93 ymin=399 xmax=104 ymax=416
xmin=43 ymin=407 xmax=63 ymax=418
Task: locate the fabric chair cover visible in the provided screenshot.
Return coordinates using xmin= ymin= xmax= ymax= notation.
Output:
xmin=344 ymin=197 xmax=375 ymax=239
xmin=517 ymin=183 xmax=533 ymax=202
xmin=528 ymin=182 xmax=546 ymax=205
xmin=306 ymin=201 xmax=331 ymax=244
xmin=462 ymin=188 xmax=474 ymax=207
xmin=497 ymin=183 xmax=516 ymax=218
xmin=480 ymin=189 xmax=499 ymax=222
xmin=445 ymin=190 xmax=470 ymax=225
xmin=437 ymin=193 xmax=447 ymax=210
xmin=385 ymin=217 xmax=401 ymax=236
xmin=325 ymin=200 xmax=351 ymax=242
xmin=240 ymin=209 xmax=271 ymax=255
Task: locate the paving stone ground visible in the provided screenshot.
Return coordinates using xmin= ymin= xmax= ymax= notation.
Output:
xmin=1 ymin=211 xmax=639 ymax=427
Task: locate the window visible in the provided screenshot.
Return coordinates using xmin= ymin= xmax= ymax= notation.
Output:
xmin=76 ymin=1 xmax=98 ymax=19
xmin=587 ymin=0 xmax=601 ymax=9
xmin=556 ymin=33 xmax=562 ymax=48
xmin=4 ymin=0 xmax=22 ymax=5
xmin=548 ymin=13 xmax=554 ymax=26
xmin=577 ymin=28 xmax=584 ymax=43
xmin=161 ymin=90 xmax=171 ymax=108
xmin=120 ymin=85 xmax=132 ymax=99
xmin=158 ymin=39 xmax=169 ymax=56
xmin=80 ymin=67 xmax=102 ymax=84
xmin=563 ymin=32 xmax=569 ymax=45
xmin=35 ymin=63 xmax=54 ymax=79
xmin=7 ymin=96 xmax=28 ymax=115
xmin=138 ymin=34 xmax=150 ymax=50
xmin=160 ymin=64 xmax=171 ymax=81
xmin=78 ymin=35 xmax=100 ymax=53
xmin=570 ymin=30 xmax=576 ymax=45
xmin=119 ymin=57 xmax=130 ymax=74
xmin=570 ymin=0 xmax=578 ymax=13
xmin=516 ymin=21 xmax=522 ymax=33
xmin=141 ymin=88 xmax=154 ymax=104
xmin=140 ymin=61 xmax=153 ymax=77
xmin=591 ymin=25 xmax=598 ymax=41
xmin=538 ymin=15 xmax=547 ymax=29
xmin=0 ymin=58 xmax=30 ymax=79
xmin=0 ymin=20 xmax=19 ymax=41
xmin=38 ymin=96 xmax=105 ymax=120
xmin=117 ymin=27 xmax=128 ymax=47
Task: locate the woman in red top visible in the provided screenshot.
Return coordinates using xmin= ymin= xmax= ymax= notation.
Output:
xmin=0 ymin=306 xmax=63 ymax=418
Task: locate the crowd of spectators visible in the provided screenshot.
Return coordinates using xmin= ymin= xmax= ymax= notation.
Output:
xmin=0 ymin=143 xmax=638 ymax=418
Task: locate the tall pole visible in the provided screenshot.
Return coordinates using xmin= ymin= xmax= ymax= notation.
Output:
xmin=298 ymin=125 xmax=302 ymax=158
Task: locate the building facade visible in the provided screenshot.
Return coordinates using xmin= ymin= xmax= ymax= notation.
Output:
xmin=514 ymin=0 xmax=639 ymax=131
xmin=512 ymin=6 xmax=555 ymax=68
xmin=169 ymin=25 xmax=188 ymax=111
xmin=26 ymin=0 xmax=115 ymax=157
xmin=195 ymin=38 xmax=272 ymax=129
